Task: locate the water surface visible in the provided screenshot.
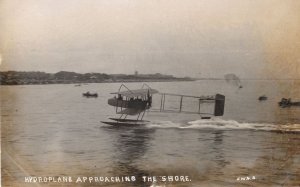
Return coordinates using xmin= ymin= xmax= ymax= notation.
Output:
xmin=1 ymin=80 xmax=300 ymax=186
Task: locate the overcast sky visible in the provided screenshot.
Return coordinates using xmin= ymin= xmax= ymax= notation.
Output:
xmin=0 ymin=0 xmax=299 ymax=78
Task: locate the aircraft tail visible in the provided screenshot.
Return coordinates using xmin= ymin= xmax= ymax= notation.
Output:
xmin=214 ymin=94 xmax=225 ymax=116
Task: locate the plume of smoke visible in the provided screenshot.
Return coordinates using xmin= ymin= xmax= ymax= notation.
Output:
xmin=224 ymin=74 xmax=242 ymax=88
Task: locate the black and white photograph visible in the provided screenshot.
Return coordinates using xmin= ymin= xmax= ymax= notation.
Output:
xmin=1 ymin=0 xmax=299 ymax=186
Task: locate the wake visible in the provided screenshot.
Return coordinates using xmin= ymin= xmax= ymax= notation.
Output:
xmin=146 ymin=118 xmax=300 ymax=132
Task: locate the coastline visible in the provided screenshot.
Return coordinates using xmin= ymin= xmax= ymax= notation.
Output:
xmin=0 ymin=79 xmax=195 ymax=86
xmin=0 ymin=71 xmax=195 ymax=85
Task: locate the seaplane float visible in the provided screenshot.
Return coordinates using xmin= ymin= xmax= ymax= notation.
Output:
xmin=101 ymin=84 xmax=225 ymax=126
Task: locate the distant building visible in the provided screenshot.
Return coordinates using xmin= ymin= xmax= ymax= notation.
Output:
xmin=134 ymin=71 xmax=138 ymax=76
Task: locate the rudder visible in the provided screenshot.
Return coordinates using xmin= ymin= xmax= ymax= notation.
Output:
xmin=214 ymin=94 xmax=225 ymax=116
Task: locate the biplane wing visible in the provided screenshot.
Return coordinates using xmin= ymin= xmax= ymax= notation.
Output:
xmin=111 ymin=88 xmax=158 ymax=98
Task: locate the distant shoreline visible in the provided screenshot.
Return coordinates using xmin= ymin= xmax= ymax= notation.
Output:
xmin=0 ymin=71 xmax=195 ymax=85
xmin=0 ymin=79 xmax=195 ymax=86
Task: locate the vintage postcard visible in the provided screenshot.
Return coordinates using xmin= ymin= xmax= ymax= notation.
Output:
xmin=1 ymin=0 xmax=299 ymax=186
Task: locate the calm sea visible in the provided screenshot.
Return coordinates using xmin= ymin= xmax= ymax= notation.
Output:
xmin=1 ymin=80 xmax=300 ymax=186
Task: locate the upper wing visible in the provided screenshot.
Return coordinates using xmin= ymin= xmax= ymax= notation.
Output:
xmin=111 ymin=89 xmax=158 ymax=98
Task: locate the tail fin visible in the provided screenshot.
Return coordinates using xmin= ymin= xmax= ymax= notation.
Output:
xmin=214 ymin=94 xmax=225 ymax=116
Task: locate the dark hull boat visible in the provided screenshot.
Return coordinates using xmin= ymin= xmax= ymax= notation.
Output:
xmin=258 ymin=95 xmax=268 ymax=101
xmin=279 ymin=98 xmax=300 ymax=107
xmin=83 ymin=92 xmax=98 ymax=98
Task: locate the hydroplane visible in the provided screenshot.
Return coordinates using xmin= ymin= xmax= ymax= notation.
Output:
xmin=101 ymin=84 xmax=225 ymax=126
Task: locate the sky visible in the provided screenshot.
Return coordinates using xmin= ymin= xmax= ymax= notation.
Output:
xmin=0 ymin=0 xmax=299 ymax=79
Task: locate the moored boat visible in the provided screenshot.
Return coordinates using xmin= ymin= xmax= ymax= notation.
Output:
xmin=83 ymin=92 xmax=98 ymax=98
xmin=279 ymin=98 xmax=300 ymax=107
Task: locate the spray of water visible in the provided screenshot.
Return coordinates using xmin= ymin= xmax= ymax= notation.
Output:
xmin=146 ymin=118 xmax=299 ymax=133
xmin=224 ymin=74 xmax=242 ymax=88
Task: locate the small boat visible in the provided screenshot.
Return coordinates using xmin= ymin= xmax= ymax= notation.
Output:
xmin=279 ymin=98 xmax=300 ymax=107
xmin=258 ymin=95 xmax=268 ymax=101
xmin=82 ymin=92 xmax=98 ymax=98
